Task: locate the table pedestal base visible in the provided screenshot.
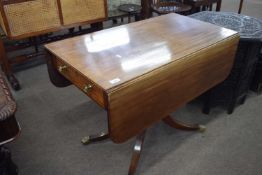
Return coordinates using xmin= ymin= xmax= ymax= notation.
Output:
xmin=82 ymin=115 xmax=205 ymax=175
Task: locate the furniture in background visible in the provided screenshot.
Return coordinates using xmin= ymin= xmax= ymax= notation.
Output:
xmin=45 ymin=14 xmax=239 ymax=175
xmin=251 ymin=49 xmax=262 ymax=93
xmin=108 ymin=0 xmax=142 ymax=24
xmin=118 ymin=4 xmax=142 ymax=23
xmin=238 ymin=0 xmax=244 ymax=14
xmin=184 ymin=0 xmax=221 ymax=13
xmin=141 ymin=0 xmax=152 ymax=18
xmin=0 ymin=0 xmax=107 ymax=90
xmin=0 ymin=72 xmax=20 ymax=175
xmin=108 ymin=9 xmax=129 ymax=24
xmin=190 ymin=11 xmax=262 ymax=114
xmin=151 ymin=0 xmax=192 ymax=15
xmin=142 ymin=0 xmax=222 ymax=18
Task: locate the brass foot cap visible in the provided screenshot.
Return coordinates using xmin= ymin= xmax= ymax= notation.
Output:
xmin=81 ymin=136 xmax=90 ymax=145
xmin=198 ymin=125 xmax=206 ymax=133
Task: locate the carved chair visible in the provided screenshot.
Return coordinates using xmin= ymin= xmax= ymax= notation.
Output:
xmin=0 ymin=71 xmax=20 ymax=174
xmin=203 ymin=39 xmax=261 ymax=114
xmin=184 ymin=0 xmax=222 ymax=13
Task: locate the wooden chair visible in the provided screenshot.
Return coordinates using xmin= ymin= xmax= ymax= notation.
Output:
xmin=184 ymin=0 xmax=222 ymax=13
xmin=151 ymin=0 xmax=192 ymax=15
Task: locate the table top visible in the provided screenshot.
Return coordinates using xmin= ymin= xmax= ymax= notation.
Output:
xmin=190 ymin=11 xmax=262 ymax=40
xmin=46 ymin=14 xmax=239 ymax=143
xmin=45 ymin=13 xmax=237 ymax=92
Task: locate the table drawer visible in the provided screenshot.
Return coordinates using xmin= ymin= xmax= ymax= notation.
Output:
xmin=54 ymin=58 xmax=106 ymax=108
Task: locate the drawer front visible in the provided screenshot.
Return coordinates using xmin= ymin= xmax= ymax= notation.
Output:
xmin=54 ymin=58 xmax=106 ymax=108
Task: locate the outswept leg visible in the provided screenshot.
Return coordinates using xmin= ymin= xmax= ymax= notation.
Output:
xmin=163 ymin=115 xmax=206 ymax=132
xmin=81 ymin=132 xmax=109 ymax=145
xmin=81 ymin=115 xmax=205 ymax=175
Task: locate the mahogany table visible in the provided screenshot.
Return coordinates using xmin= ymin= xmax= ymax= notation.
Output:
xmin=45 ymin=14 xmax=239 ymax=174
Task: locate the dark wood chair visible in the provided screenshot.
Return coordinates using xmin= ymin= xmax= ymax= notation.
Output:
xmin=184 ymin=0 xmax=221 ymax=13
xmin=251 ymin=48 xmax=262 ymax=93
xmin=203 ymin=39 xmax=261 ymax=114
xmin=151 ymin=0 xmax=192 ymax=15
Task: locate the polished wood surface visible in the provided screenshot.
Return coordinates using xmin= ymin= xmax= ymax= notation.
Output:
xmin=108 ymin=34 xmax=239 ymax=143
xmin=45 ymin=14 xmax=238 ymax=91
xmin=45 ymin=14 xmax=239 ymax=143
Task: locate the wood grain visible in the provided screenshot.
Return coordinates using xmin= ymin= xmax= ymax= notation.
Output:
xmin=107 ymin=35 xmax=239 ymax=143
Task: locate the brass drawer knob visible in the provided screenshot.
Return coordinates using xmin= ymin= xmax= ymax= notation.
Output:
xmin=83 ymin=84 xmax=93 ymax=93
xmin=58 ymin=65 xmax=68 ymax=72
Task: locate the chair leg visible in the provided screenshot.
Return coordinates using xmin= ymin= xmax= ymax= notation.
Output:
xmin=227 ymin=98 xmax=237 ymax=114
xmin=90 ymin=22 xmax=103 ymax=31
xmin=209 ymin=4 xmax=213 ymax=11
xmin=113 ymin=19 xmax=118 ymax=24
xmin=238 ymin=0 xmax=244 ymax=14
xmin=239 ymin=95 xmax=247 ymax=105
xmin=216 ymin=0 xmax=222 ymax=11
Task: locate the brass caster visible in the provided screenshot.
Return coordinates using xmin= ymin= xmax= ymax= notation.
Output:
xmin=198 ymin=125 xmax=206 ymax=133
xmin=81 ymin=136 xmax=90 ymax=145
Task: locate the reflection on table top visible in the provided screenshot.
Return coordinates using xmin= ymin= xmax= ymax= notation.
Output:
xmin=45 ymin=13 xmax=237 ymax=91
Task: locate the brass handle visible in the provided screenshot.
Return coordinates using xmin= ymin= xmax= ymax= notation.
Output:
xmin=83 ymin=84 xmax=93 ymax=93
xmin=58 ymin=65 xmax=68 ymax=72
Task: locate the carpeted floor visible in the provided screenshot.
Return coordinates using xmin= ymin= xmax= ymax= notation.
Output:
xmin=5 ymin=1 xmax=262 ymax=175
xmin=8 ymin=65 xmax=262 ymax=175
